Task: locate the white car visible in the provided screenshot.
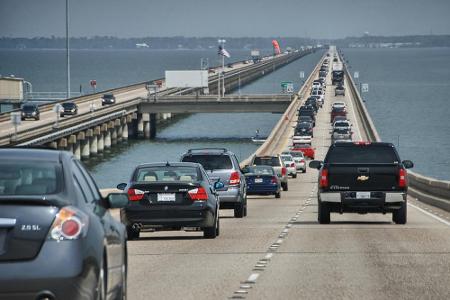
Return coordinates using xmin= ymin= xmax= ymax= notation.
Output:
xmin=283 ymin=151 xmax=306 ymax=173
xmin=332 ymin=101 xmax=346 ymax=109
xmin=280 ymin=154 xmax=297 ymax=178
xmin=312 ymin=82 xmax=322 ymax=89
xmin=292 ymin=135 xmax=312 ymax=145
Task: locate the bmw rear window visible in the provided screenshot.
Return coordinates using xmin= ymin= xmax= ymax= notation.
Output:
xmin=134 ymin=166 xmax=200 ymax=182
xmin=181 ymin=155 xmax=232 ymax=170
xmin=0 ymin=161 xmax=62 ymax=196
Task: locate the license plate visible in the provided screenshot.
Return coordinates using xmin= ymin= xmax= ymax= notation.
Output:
xmin=356 ymin=192 xmax=371 ymax=199
xmin=254 ymin=178 xmax=263 ymax=183
xmin=157 ymin=193 xmax=176 ymax=202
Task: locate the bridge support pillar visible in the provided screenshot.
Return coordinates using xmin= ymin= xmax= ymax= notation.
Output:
xmin=48 ymin=141 xmax=57 ymax=150
xmin=74 ymin=142 xmax=81 ymax=160
xmin=80 ymin=131 xmax=90 ymax=160
xmin=90 ymin=135 xmax=98 ymax=156
xmin=58 ymin=138 xmax=68 ymax=151
xmin=122 ymin=117 xmax=129 ymax=141
xmin=150 ymin=113 xmax=157 ymax=139
xmin=99 ymin=124 xmax=108 ymax=152
xmin=137 ymin=113 xmax=144 ymax=138
xmin=115 ymin=119 xmax=122 ymax=143
xmin=104 ymin=126 xmax=112 ymax=149
xmin=68 ymin=135 xmax=77 ymax=157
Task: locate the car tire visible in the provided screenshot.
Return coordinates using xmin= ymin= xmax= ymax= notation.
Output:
xmin=302 ymin=169 xmax=306 ymax=173
xmin=282 ymin=182 xmax=288 ymax=191
xmin=96 ymin=257 xmax=107 ymax=300
xmin=243 ymin=196 xmax=248 ymax=217
xmin=36 ymin=116 xmax=40 ymax=120
xmin=292 ymin=173 xmax=297 ymax=179
xmin=275 ymin=191 xmax=281 ymax=198
xmin=204 ymin=213 xmax=219 ymax=239
xmin=393 ymin=201 xmax=407 ymax=224
xmin=117 ymin=247 xmax=128 ymax=300
xmin=234 ymin=202 xmax=245 ymax=218
xmin=318 ymin=200 xmax=330 ymax=224
xmin=126 ymin=226 xmax=140 ymax=240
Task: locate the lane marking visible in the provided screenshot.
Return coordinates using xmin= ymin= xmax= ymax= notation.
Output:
xmin=408 ymin=203 xmax=450 ymax=227
xmin=246 ymin=273 xmax=260 ymax=283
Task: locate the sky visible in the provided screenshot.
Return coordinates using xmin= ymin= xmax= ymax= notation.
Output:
xmin=1 ymin=0 xmax=450 ymax=39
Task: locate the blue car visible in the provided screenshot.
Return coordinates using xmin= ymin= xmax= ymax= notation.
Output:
xmin=243 ymin=165 xmax=281 ymax=198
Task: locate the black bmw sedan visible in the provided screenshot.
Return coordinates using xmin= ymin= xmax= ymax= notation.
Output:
xmin=117 ymin=162 xmax=222 ymax=239
xmin=0 ymin=148 xmax=128 ymax=300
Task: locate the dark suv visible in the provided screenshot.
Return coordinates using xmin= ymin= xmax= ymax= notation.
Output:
xmin=21 ymin=103 xmax=40 ymax=120
xmin=180 ymin=148 xmax=247 ymax=218
xmin=309 ymin=142 xmax=414 ymax=224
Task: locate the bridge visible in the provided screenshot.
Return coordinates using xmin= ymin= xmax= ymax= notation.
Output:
xmin=3 ymin=46 xmax=450 ymax=299
xmin=105 ymin=47 xmax=448 ymax=299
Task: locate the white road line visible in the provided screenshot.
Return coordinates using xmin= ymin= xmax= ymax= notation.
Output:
xmin=408 ymin=203 xmax=450 ymax=227
xmin=246 ymin=273 xmax=260 ymax=283
xmin=264 ymin=253 xmax=273 ymax=260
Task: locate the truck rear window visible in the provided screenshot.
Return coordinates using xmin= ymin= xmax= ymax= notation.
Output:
xmin=327 ymin=146 xmax=399 ymax=164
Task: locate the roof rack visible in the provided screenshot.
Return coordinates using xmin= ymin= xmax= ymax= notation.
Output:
xmin=186 ymin=148 xmax=228 ymax=154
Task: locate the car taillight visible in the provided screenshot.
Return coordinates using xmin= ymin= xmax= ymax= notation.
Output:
xmin=229 ymin=171 xmax=240 ymax=186
xmin=281 ymin=167 xmax=287 ymax=176
xmin=300 ymin=159 xmax=305 ymax=163
xmin=320 ymin=169 xmax=329 ymax=188
xmin=188 ymin=187 xmax=208 ymax=201
xmin=48 ymin=206 xmax=88 ymax=241
xmin=128 ymin=188 xmax=145 ymax=201
xmin=271 ymin=176 xmax=278 ymax=184
xmin=398 ymin=168 xmax=407 ymax=188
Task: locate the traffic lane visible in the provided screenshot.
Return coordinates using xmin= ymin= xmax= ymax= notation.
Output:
xmin=247 ymin=196 xmax=450 ymax=300
xmin=0 ymin=87 xmax=147 ymax=136
xmin=125 ymin=177 xmax=311 ymax=300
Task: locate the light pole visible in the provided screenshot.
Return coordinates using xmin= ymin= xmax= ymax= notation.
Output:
xmin=66 ymin=0 xmax=71 ymax=99
xmin=218 ymin=39 xmax=226 ymax=98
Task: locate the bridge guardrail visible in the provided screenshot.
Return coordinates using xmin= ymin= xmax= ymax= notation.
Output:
xmin=342 ymin=52 xmax=450 ymax=211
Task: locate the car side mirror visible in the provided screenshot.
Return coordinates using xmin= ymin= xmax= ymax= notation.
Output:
xmin=402 ymin=160 xmax=414 ymax=169
xmin=106 ymin=193 xmax=128 ymax=208
xmin=116 ymin=183 xmax=127 ymax=190
xmin=309 ymin=160 xmax=322 ymax=169
xmin=214 ymin=181 xmax=225 ymax=190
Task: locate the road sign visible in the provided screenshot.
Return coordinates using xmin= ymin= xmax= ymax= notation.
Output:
xmin=354 ymin=71 xmax=359 ymax=79
xmin=90 ymin=80 xmax=97 ymax=87
xmin=299 ymin=71 xmax=305 ymax=79
xmin=362 ymin=83 xmax=369 ymax=93
xmin=11 ymin=112 xmax=21 ymax=126
xmin=281 ymin=81 xmax=294 ymax=94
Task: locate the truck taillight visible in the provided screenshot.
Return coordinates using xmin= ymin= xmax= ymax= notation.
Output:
xmin=188 ymin=187 xmax=208 ymax=201
xmin=281 ymin=167 xmax=287 ymax=177
xmin=128 ymin=188 xmax=145 ymax=201
xmin=229 ymin=171 xmax=240 ymax=186
xmin=398 ymin=168 xmax=407 ymax=188
xmin=320 ymin=169 xmax=329 ymax=188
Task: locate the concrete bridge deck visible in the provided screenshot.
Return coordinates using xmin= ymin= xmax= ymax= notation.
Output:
xmin=118 ymin=50 xmax=450 ymax=299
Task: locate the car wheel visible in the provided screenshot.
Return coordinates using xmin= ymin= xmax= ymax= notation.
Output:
xmin=318 ymin=200 xmax=330 ymax=224
xmin=117 ymin=247 xmax=128 ymax=300
xmin=243 ymin=195 xmax=248 ymax=217
xmin=234 ymin=202 xmax=244 ymax=218
xmin=96 ymin=257 xmax=107 ymax=300
xmin=215 ymin=214 xmax=220 ymax=236
xmin=204 ymin=213 xmax=218 ymax=239
xmin=292 ymin=173 xmax=297 ymax=179
xmin=275 ymin=191 xmax=281 ymax=198
xmin=302 ymin=169 xmax=306 ymax=173
xmin=126 ymin=226 xmax=140 ymax=240
xmin=36 ymin=116 xmax=40 ymax=120
xmin=393 ymin=201 xmax=407 ymax=224
xmin=282 ymin=182 xmax=288 ymax=191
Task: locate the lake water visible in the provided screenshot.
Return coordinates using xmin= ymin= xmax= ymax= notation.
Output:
xmin=1 ymin=47 xmax=448 ymax=183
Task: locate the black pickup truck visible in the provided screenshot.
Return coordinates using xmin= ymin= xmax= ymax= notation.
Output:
xmin=309 ymin=142 xmax=414 ymax=224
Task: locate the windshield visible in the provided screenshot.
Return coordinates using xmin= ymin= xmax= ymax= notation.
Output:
xmin=0 ymin=161 xmax=61 ymax=196
xmin=134 ymin=166 xmax=200 ymax=182
xmin=22 ymin=105 xmax=36 ymax=111
xmin=182 ymin=154 xmax=232 ymax=170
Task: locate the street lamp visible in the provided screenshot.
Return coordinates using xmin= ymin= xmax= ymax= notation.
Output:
xmin=66 ymin=0 xmax=71 ymax=99
xmin=218 ymin=39 xmax=226 ymax=99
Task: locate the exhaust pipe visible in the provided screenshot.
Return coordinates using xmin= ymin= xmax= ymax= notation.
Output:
xmin=132 ymin=223 xmax=143 ymax=230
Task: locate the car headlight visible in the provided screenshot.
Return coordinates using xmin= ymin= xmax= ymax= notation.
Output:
xmin=21 ymin=112 xmax=25 ymax=115
xmin=71 ymin=108 xmax=75 ymax=112
xmin=32 ymin=112 xmax=36 ymax=116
